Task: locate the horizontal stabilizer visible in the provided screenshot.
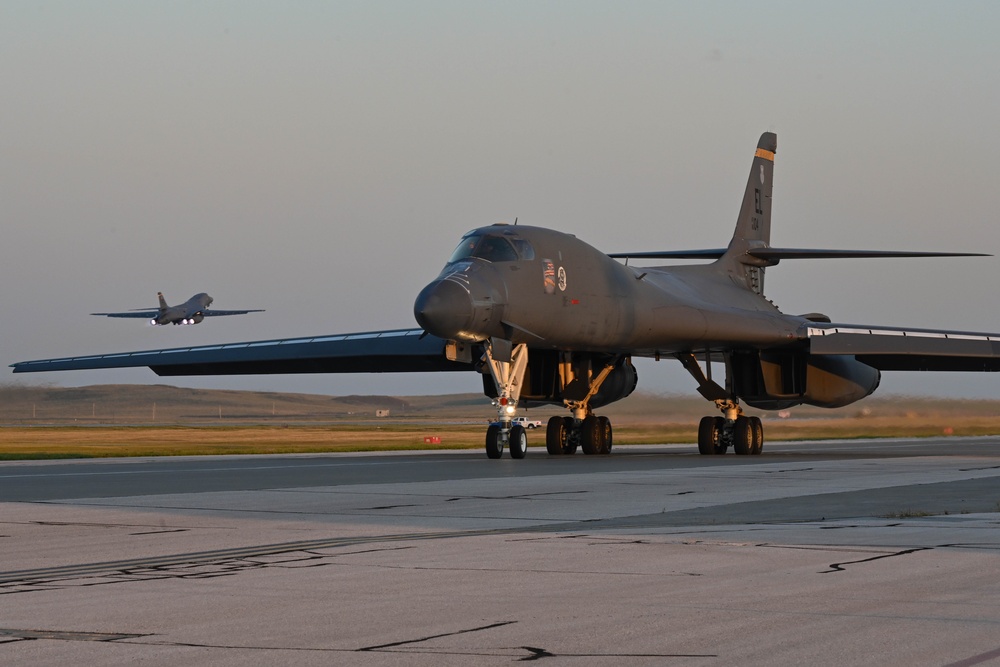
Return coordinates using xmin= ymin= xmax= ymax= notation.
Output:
xmin=609 ymin=248 xmax=989 ymax=261
xmin=608 ymin=249 xmax=727 ymax=260
xmin=748 ymin=248 xmax=989 ymax=260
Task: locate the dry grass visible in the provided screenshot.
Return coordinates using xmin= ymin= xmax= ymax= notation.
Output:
xmin=2 ymin=413 xmax=998 ymax=459
xmin=2 ymin=384 xmax=999 ymax=459
xmin=0 ymin=425 xmax=486 ymax=459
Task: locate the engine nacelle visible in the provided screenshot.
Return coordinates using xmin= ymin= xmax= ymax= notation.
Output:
xmin=482 ymin=350 xmax=638 ymax=408
xmin=590 ymin=357 xmax=639 ymax=408
xmin=732 ymin=350 xmax=880 ymax=410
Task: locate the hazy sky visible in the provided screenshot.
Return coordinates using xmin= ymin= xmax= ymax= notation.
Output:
xmin=3 ymin=1 xmax=1000 ymax=400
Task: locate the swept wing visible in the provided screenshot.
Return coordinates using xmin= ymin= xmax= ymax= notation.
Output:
xmin=15 ymin=320 xmax=1000 ymax=377
xmin=91 ymin=310 xmax=160 ymax=318
xmin=199 ymin=308 xmax=266 ymax=317
xmin=806 ymin=324 xmax=1000 ymax=372
xmin=11 ymin=329 xmax=469 ymax=376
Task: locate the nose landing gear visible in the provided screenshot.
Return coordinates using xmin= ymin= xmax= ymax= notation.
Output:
xmin=486 ymin=422 xmax=527 ymax=459
xmin=482 ymin=340 xmax=530 ymax=459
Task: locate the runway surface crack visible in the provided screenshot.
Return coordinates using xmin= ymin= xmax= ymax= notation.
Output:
xmin=358 ymin=620 xmax=516 ymax=651
xmin=446 ymin=490 xmax=587 ymax=502
xmin=822 ymin=546 xmax=933 ymax=573
xmin=0 ymin=628 xmax=149 ymax=642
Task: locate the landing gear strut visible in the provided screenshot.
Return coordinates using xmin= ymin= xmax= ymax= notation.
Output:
xmin=679 ymin=352 xmax=764 ymax=456
xmin=543 ymin=355 xmax=618 ymax=456
xmin=482 ymin=339 xmax=530 ymax=459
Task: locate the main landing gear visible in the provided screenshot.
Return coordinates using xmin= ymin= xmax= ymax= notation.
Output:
xmin=544 ymin=412 xmax=612 ymax=456
xmin=697 ymin=400 xmax=763 ymax=456
xmin=678 ymin=352 xmax=764 ymax=456
xmin=540 ymin=355 xmax=618 ymax=456
xmin=481 ymin=342 xmax=616 ymax=459
xmin=544 ymin=356 xmax=620 ymax=456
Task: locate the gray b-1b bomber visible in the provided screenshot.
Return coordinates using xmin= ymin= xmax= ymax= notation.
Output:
xmin=92 ymin=292 xmax=264 ymax=326
xmin=14 ymin=132 xmax=1000 ymax=459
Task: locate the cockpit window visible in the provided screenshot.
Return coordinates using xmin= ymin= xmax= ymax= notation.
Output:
xmin=448 ymin=235 xmax=481 ymax=263
xmin=512 ymin=239 xmax=535 ymax=260
xmin=447 ymin=234 xmax=522 ymax=263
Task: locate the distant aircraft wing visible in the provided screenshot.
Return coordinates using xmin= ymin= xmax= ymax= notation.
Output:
xmin=807 ymin=324 xmax=1000 ymax=371
xmin=11 ymin=328 xmax=472 ymax=376
xmin=200 ymin=309 xmax=266 ymax=317
xmin=91 ymin=310 xmax=159 ymax=318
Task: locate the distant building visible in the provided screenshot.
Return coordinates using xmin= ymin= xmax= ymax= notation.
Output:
xmin=375 ymin=409 xmax=390 ymax=418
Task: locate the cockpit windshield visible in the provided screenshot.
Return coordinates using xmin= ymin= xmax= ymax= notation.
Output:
xmin=447 ymin=233 xmax=534 ymax=263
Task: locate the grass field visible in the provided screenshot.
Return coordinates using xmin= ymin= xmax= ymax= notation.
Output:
xmin=2 ymin=384 xmax=998 ymax=459
xmin=2 ymin=415 xmax=997 ymax=460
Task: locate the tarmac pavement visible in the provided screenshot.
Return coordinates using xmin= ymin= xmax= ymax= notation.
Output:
xmin=2 ymin=439 xmax=999 ymax=665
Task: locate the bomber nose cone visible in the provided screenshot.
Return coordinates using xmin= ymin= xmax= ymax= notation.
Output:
xmin=414 ymin=279 xmax=473 ymax=339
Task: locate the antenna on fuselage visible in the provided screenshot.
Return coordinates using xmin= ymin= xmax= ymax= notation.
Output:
xmin=513 ymin=217 xmax=518 ymax=225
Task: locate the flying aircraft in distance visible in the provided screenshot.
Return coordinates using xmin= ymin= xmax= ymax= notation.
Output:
xmin=14 ymin=132 xmax=1000 ymax=459
xmin=91 ymin=292 xmax=265 ymax=326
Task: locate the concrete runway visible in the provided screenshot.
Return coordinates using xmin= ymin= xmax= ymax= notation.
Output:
xmin=2 ymin=438 xmax=999 ymax=665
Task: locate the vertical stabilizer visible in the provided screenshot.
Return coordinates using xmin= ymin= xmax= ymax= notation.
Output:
xmin=719 ymin=132 xmax=776 ymax=294
xmin=156 ymin=292 xmax=169 ymax=313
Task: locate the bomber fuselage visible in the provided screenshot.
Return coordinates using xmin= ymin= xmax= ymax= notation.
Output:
xmin=413 ymin=224 xmax=804 ymax=355
xmin=155 ymin=293 xmax=213 ymax=325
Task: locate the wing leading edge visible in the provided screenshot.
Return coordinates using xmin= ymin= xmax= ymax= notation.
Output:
xmin=11 ymin=329 xmax=472 ymax=376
